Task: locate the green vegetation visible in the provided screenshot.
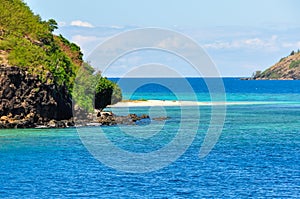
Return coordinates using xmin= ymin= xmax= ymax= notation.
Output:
xmin=289 ymin=60 xmax=300 ymax=69
xmin=269 ymin=73 xmax=280 ymax=79
xmin=73 ymin=62 xmax=122 ymax=112
xmin=95 ymin=77 xmax=122 ymax=111
xmin=0 ymin=0 xmax=122 ymax=110
xmin=257 ymin=69 xmax=280 ymax=79
xmin=0 ymin=0 xmax=82 ymax=89
xmin=252 ymin=49 xmax=300 ymax=79
xmin=122 ymin=99 xmax=148 ymax=102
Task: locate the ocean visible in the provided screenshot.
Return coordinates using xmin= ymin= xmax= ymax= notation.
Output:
xmin=0 ymin=78 xmax=299 ymax=198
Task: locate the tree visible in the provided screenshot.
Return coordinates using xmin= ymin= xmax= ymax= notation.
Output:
xmin=47 ymin=19 xmax=58 ymax=32
xmin=252 ymin=70 xmax=261 ymax=77
xmin=95 ymin=77 xmax=122 ymax=111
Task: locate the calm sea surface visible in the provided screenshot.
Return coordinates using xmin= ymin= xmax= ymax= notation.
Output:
xmin=0 ymin=78 xmax=299 ymax=198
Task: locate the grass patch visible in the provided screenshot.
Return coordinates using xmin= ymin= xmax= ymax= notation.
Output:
xmin=122 ymin=99 xmax=148 ymax=102
xmin=289 ymin=60 xmax=300 ymax=69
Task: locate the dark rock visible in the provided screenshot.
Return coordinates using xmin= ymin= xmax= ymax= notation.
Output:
xmin=56 ymin=121 xmax=66 ymax=128
xmin=141 ymin=114 xmax=150 ymax=119
xmin=67 ymin=120 xmax=75 ymax=127
xmin=96 ymin=112 xmax=154 ymax=126
xmin=0 ymin=66 xmax=73 ymax=128
xmin=0 ymin=66 xmax=167 ymax=128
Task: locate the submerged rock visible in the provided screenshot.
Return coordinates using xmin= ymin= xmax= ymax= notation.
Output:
xmin=97 ymin=112 xmax=151 ymax=126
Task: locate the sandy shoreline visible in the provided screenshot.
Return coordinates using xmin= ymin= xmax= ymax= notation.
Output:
xmin=108 ymin=100 xmax=282 ymax=107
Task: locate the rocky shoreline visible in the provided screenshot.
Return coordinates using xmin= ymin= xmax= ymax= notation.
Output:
xmin=240 ymin=77 xmax=296 ymax=80
xmin=0 ymin=110 xmax=160 ymax=129
xmin=73 ymin=111 xmax=158 ymax=127
xmin=0 ymin=66 xmax=166 ymax=129
xmin=30 ymin=111 xmax=156 ymax=129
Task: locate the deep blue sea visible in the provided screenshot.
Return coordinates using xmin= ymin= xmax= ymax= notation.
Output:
xmin=1 ymin=78 xmax=300 ymax=198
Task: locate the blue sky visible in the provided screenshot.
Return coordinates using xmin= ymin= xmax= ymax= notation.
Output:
xmin=24 ymin=0 xmax=300 ymax=77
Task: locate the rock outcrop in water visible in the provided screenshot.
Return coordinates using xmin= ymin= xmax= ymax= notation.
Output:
xmin=96 ymin=112 xmax=150 ymax=125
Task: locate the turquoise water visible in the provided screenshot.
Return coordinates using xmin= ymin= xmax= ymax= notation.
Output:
xmin=1 ymin=78 xmax=300 ymax=198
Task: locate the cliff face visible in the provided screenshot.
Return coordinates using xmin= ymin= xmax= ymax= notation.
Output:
xmin=0 ymin=66 xmax=73 ymax=128
xmin=253 ymin=51 xmax=300 ymax=80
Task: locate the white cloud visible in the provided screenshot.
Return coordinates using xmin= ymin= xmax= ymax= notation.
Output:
xmin=156 ymin=37 xmax=197 ymax=50
xmin=203 ymin=35 xmax=279 ymax=51
xmin=109 ymin=25 xmax=124 ymax=29
xmin=70 ymin=20 xmax=94 ymax=28
xmin=202 ymin=41 xmax=231 ymax=49
xmin=58 ymin=21 xmax=66 ymax=27
xmin=157 ymin=37 xmax=182 ymax=49
xmin=71 ymin=35 xmax=99 ymax=45
xmin=282 ymin=41 xmax=300 ymax=49
xmin=71 ymin=35 xmax=102 ymax=55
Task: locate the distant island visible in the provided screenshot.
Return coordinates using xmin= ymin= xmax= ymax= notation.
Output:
xmin=0 ymin=0 xmax=122 ymax=128
xmin=243 ymin=50 xmax=300 ymax=80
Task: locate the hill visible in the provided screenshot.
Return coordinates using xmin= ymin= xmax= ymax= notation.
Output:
xmin=0 ymin=0 xmax=82 ymax=88
xmin=0 ymin=0 xmax=121 ymax=128
xmin=251 ymin=50 xmax=300 ymax=80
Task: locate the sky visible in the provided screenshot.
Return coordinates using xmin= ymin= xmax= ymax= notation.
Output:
xmin=24 ymin=0 xmax=300 ymax=77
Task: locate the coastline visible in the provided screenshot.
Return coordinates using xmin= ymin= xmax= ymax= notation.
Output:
xmin=107 ymin=100 xmax=284 ymax=107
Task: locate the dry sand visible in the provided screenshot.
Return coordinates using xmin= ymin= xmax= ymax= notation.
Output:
xmin=108 ymin=100 xmax=276 ymax=107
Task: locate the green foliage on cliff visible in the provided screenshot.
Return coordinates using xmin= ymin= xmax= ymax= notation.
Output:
xmin=289 ymin=60 xmax=300 ymax=69
xmin=0 ymin=0 xmax=81 ymax=89
xmin=0 ymin=0 xmax=122 ymax=110
xmin=0 ymin=0 xmax=48 ymax=38
xmin=252 ymin=50 xmax=300 ymax=80
xmin=73 ymin=63 xmax=122 ymax=112
xmin=95 ymin=77 xmax=122 ymax=110
xmin=72 ymin=63 xmax=96 ymax=112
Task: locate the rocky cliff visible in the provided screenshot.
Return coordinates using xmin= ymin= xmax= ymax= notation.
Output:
xmin=0 ymin=66 xmax=73 ymax=128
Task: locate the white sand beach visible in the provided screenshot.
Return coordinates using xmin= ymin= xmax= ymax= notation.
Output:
xmin=108 ymin=100 xmax=279 ymax=107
